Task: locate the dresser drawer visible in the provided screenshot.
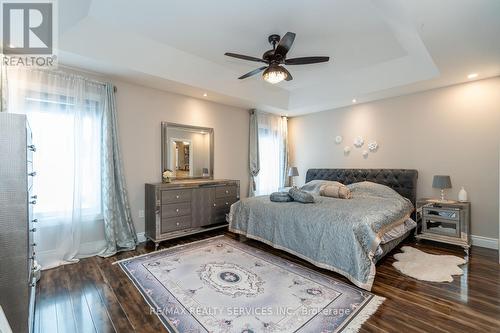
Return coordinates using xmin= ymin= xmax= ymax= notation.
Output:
xmin=161 ymin=202 xmax=191 ymax=218
xmin=161 ymin=189 xmax=192 ymax=204
xmin=215 ymin=197 xmax=238 ymax=213
xmin=161 ymin=216 xmax=191 ymax=233
xmin=215 ymin=186 xmax=237 ymax=198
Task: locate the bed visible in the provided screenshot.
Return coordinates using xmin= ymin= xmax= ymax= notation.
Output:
xmin=228 ymin=168 xmax=418 ymax=290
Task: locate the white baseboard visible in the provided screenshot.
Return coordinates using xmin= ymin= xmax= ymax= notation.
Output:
xmin=471 ymin=235 xmax=499 ymax=250
xmin=136 ymin=232 xmax=147 ymax=243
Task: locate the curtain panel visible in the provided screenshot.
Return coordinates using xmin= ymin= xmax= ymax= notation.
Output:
xmin=100 ymin=83 xmax=138 ymax=256
xmin=3 ymin=67 xmax=137 ymax=268
xmin=248 ymin=110 xmax=260 ymax=197
xmin=251 ymin=110 xmax=288 ymax=196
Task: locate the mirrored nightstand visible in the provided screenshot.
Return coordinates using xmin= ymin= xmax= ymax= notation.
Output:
xmin=415 ymin=198 xmax=471 ymax=257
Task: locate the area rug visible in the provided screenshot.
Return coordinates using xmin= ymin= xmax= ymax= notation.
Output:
xmin=117 ymin=236 xmax=384 ymax=333
xmin=393 ymin=246 xmax=466 ymax=282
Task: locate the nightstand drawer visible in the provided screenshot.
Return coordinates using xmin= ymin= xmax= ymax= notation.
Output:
xmin=423 ymin=217 xmax=460 ymax=238
xmin=423 ymin=207 xmax=459 ymax=221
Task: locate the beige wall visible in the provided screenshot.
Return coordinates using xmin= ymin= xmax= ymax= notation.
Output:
xmin=113 ymin=80 xmax=249 ymax=234
xmin=289 ymin=77 xmax=500 ymax=239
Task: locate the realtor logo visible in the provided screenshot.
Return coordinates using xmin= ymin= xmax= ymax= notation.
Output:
xmin=1 ymin=0 xmax=57 ymax=66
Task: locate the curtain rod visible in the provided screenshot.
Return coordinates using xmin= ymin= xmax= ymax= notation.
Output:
xmin=55 ymin=64 xmax=118 ymax=92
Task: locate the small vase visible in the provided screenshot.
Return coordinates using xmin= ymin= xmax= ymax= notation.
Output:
xmin=458 ymin=187 xmax=467 ymax=202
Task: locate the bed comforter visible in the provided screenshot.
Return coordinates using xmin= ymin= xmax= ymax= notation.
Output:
xmin=228 ymin=182 xmax=413 ymax=290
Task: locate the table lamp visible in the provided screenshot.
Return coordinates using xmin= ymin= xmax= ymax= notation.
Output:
xmin=288 ymin=167 xmax=299 ymax=188
xmin=432 ymin=175 xmax=452 ymax=201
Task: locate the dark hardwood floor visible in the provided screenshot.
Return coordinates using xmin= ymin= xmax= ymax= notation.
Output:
xmin=34 ymin=230 xmax=500 ymax=333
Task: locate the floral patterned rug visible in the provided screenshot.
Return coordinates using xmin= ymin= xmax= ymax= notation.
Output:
xmin=117 ymin=236 xmax=384 ymax=333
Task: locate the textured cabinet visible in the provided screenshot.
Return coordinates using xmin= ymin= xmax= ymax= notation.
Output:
xmin=145 ymin=179 xmax=239 ymax=249
xmin=0 ymin=113 xmax=37 ymax=333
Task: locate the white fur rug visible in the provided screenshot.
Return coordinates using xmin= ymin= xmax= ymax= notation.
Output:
xmin=393 ymin=246 xmax=466 ymax=282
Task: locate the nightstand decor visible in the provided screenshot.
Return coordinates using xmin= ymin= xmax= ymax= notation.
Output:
xmin=288 ymin=166 xmax=299 ymax=187
xmin=458 ymin=187 xmax=468 ymax=202
xmin=432 ymin=175 xmax=452 ymax=201
xmin=416 ymin=198 xmax=471 ymax=256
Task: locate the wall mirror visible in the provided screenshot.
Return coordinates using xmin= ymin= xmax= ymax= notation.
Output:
xmin=161 ymin=122 xmax=214 ymax=179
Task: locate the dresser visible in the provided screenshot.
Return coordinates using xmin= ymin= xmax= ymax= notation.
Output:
xmin=416 ymin=198 xmax=471 ymax=256
xmin=145 ymin=179 xmax=240 ymax=249
xmin=0 ymin=113 xmax=37 ymax=333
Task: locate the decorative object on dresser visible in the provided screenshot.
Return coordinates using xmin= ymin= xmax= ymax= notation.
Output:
xmin=145 ymin=179 xmax=240 ymax=249
xmin=415 ymin=198 xmax=471 ymax=256
xmin=0 ymin=113 xmax=37 ymax=333
xmin=432 ymin=175 xmax=452 ymax=202
xmin=162 ymin=169 xmax=173 ymax=183
xmin=288 ymin=166 xmax=299 ymax=187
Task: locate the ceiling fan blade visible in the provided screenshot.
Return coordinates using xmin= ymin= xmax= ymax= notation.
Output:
xmin=238 ymin=66 xmax=268 ymax=79
xmin=281 ymin=66 xmax=293 ymax=81
xmin=275 ymin=32 xmax=296 ymax=58
xmin=285 ymin=56 xmax=330 ymax=65
xmin=225 ymin=52 xmax=267 ymax=63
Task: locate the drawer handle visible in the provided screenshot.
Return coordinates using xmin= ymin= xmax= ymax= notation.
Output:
xmin=213 ymin=203 xmax=217 ymax=207
xmin=30 ymin=200 xmax=37 ymax=205
xmin=31 ymin=194 xmax=38 ymax=199
xmin=32 ymin=243 xmax=37 ymax=247
xmin=225 ymin=202 xmax=229 ymax=205
xmin=30 ymin=228 xmax=36 ymax=232
xmin=176 ymin=195 xmax=180 ymax=199
xmin=32 ymin=219 xmax=38 ymax=223
xmin=225 ymin=190 xmax=229 ymax=194
xmin=176 ymin=208 xmax=179 ymax=212
xmin=28 ymin=145 xmax=36 ymax=152
xmin=28 ymin=171 xmax=37 ymax=177
xmin=29 ymin=282 xmax=36 ymax=287
xmin=176 ymin=222 xmax=180 ymax=226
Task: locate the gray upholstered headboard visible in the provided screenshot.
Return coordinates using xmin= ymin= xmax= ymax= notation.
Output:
xmin=305 ymin=168 xmax=418 ymax=205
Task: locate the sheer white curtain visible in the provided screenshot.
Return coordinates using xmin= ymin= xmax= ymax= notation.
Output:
xmin=5 ymin=68 xmax=107 ymax=269
xmin=254 ymin=112 xmax=288 ymax=196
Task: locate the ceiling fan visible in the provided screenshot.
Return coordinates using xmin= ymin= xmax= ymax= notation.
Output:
xmin=224 ymin=32 xmax=330 ymax=84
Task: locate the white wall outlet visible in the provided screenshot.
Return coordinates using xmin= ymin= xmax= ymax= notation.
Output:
xmin=138 ymin=210 xmax=145 ymax=218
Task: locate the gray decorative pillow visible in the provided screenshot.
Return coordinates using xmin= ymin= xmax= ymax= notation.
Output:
xmin=270 ymin=192 xmax=293 ymax=202
xmin=289 ymin=187 xmax=315 ymax=203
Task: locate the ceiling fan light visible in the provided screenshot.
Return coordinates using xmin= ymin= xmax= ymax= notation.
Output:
xmin=263 ymin=65 xmax=287 ymax=84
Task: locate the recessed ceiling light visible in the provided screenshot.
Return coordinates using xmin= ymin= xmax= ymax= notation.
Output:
xmin=352 ymin=99 xmax=357 ymax=103
xmin=467 ymin=73 xmax=478 ymax=79
xmin=203 ymin=93 xmax=208 ymax=97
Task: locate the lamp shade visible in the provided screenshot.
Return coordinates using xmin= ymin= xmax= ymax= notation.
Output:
xmin=432 ymin=175 xmax=452 ymax=189
xmin=288 ymin=167 xmax=299 ymax=177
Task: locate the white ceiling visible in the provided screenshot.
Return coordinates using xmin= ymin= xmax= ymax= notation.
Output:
xmin=55 ymin=0 xmax=500 ymax=115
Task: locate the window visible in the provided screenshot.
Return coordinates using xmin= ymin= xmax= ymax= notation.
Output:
xmin=25 ymin=90 xmax=103 ymax=223
xmin=254 ymin=113 xmax=288 ymax=196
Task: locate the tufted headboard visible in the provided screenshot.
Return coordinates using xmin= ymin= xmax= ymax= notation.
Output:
xmin=305 ymin=168 xmax=418 ymax=206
